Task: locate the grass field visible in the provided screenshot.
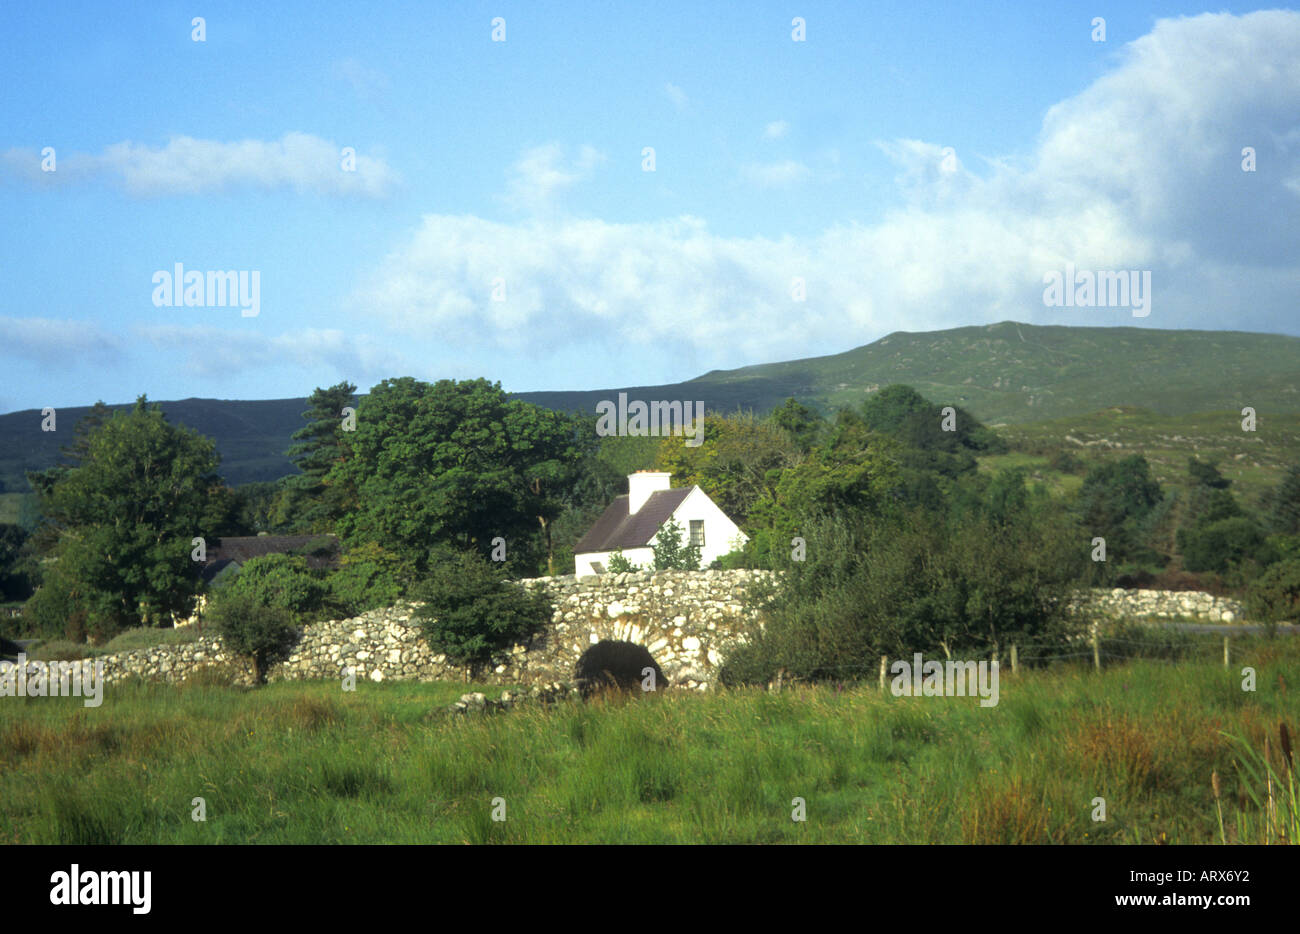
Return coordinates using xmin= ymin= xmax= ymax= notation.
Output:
xmin=994 ymin=407 xmax=1300 ymax=506
xmin=2 ymin=633 xmax=1296 ymax=844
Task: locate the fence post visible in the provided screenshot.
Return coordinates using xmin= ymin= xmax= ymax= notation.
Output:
xmin=1223 ymin=636 xmax=1230 ymax=670
xmin=1010 ymin=644 xmax=1018 ymax=675
xmin=1091 ymin=625 xmax=1101 ymax=673
xmin=879 ymin=655 xmax=888 ymax=693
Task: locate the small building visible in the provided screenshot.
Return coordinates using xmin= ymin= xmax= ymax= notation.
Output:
xmin=572 ymin=471 xmax=748 ymax=575
xmin=198 ymin=533 xmax=341 ymax=586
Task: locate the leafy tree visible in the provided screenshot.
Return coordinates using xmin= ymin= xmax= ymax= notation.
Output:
xmin=656 ymin=411 xmax=801 ymax=526
xmin=859 ymin=384 xmax=1006 ymax=459
xmin=211 ymin=554 xmax=329 ymax=623
xmin=1179 ymin=516 xmax=1273 ymax=577
xmin=650 ymin=517 xmax=703 ymax=570
xmin=412 ymin=551 xmax=553 ymax=673
xmin=0 ymin=524 xmax=32 ymax=602
xmin=720 ymin=505 xmax=1081 ymax=686
xmin=26 ymin=397 xmax=222 ymax=638
xmin=767 ymin=398 xmax=825 ymax=453
xmin=329 ymin=377 xmax=578 ymax=575
xmin=1075 ymin=454 xmax=1164 ymax=563
xmin=207 ymin=590 xmax=298 ymax=683
xmin=1265 ymin=465 xmax=1300 ymax=536
xmin=326 ymin=542 xmax=413 ymax=615
xmin=1245 ymin=559 xmax=1300 ymax=624
xmin=286 ymin=381 xmax=358 ymax=530
xmin=1187 ymin=457 xmax=1231 ymax=490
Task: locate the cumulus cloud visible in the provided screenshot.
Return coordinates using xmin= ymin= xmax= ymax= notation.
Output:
xmin=763 ymin=120 xmax=790 ymax=139
xmin=0 ymin=316 xmax=123 ymax=365
xmin=664 ymin=82 xmax=688 ymax=110
xmin=1 ymin=133 xmax=397 ymax=197
xmin=356 ymin=11 xmax=1300 ymax=368
xmin=501 ymin=142 xmax=605 ymax=214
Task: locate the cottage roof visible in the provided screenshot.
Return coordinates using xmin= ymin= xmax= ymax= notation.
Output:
xmin=572 ymin=488 xmax=693 ymax=553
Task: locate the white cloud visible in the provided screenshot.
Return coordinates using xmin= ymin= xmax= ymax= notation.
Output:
xmin=134 ymin=325 xmax=411 ymax=380
xmin=2 ymin=133 xmax=398 ymax=198
xmin=501 ymin=142 xmax=605 ymax=214
xmin=740 ymin=159 xmax=811 ymax=188
xmin=664 ymin=82 xmax=688 ymax=111
xmin=0 ymin=316 xmax=123 ymax=365
xmin=764 ymin=120 xmax=790 ymax=139
xmin=355 ymin=11 xmax=1300 ymax=371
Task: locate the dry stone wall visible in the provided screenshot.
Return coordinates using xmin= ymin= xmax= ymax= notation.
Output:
xmin=87 ymin=575 xmax=1247 ymax=691
xmin=1069 ymin=588 xmax=1247 ymax=624
xmin=93 ymin=570 xmax=777 ymax=691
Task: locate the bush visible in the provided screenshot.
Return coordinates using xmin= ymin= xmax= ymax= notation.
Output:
xmin=606 ymin=549 xmax=640 ymax=573
xmin=651 ymin=518 xmax=702 ymax=571
xmin=720 ymin=506 xmax=1083 ymax=687
xmin=1179 ymin=517 xmax=1273 ymax=576
xmin=101 ymin=626 xmax=200 ymax=653
xmin=327 ymin=542 xmax=412 ymax=616
xmin=412 ymin=551 xmax=553 ymax=673
xmin=1245 ymin=559 xmax=1300 ymax=624
xmin=27 ymin=640 xmax=96 ymax=662
xmin=212 ymin=554 xmax=328 ymax=623
xmin=205 ymin=589 xmax=298 ymax=683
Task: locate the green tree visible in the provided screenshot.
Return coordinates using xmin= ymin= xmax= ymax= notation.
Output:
xmin=1265 ymin=465 xmax=1300 ymax=536
xmin=210 ymin=554 xmax=329 ymax=623
xmin=606 ymin=548 xmax=640 ymax=573
xmin=768 ymin=398 xmax=825 ymax=453
xmin=650 ymin=517 xmax=702 ymax=570
xmin=412 ymin=551 xmax=553 ymax=673
xmin=286 ymin=381 xmax=358 ymax=530
xmin=207 ymin=590 xmax=298 ymax=683
xmin=328 ymin=377 xmax=578 ymax=575
xmin=1076 ymin=454 xmax=1164 ymax=564
xmin=26 ymin=397 xmax=222 ymax=638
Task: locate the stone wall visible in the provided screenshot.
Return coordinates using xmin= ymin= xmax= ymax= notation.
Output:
xmin=94 ymin=569 xmax=777 ymax=691
xmin=1069 ymin=588 xmax=1246 ymax=624
xmin=87 ymin=575 xmax=1248 ymax=691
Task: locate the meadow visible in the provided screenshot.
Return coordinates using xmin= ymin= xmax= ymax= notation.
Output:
xmin=1 ymin=631 xmax=1296 ymax=845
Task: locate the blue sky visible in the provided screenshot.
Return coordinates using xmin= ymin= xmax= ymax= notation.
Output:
xmin=2 ymin=1 xmax=1298 ymax=414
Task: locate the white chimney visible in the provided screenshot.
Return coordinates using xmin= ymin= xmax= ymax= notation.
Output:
xmin=628 ymin=471 xmax=671 ymax=514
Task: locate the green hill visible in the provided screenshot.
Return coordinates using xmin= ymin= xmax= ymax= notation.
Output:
xmin=1 ymin=321 xmax=1296 ymax=493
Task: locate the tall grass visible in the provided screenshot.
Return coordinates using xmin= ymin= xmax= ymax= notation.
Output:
xmin=0 ymin=637 xmax=1296 ymax=844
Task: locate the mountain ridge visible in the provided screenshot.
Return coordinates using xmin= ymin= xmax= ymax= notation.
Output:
xmin=2 ymin=321 xmax=1297 ymax=489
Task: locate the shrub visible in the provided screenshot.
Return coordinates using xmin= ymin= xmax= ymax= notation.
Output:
xmin=205 ymin=589 xmax=298 ymax=683
xmin=101 ymin=626 xmax=200 ymax=653
xmin=606 ymin=549 xmax=640 ymax=573
xmin=212 ymin=554 xmax=328 ymax=622
xmin=1180 ymin=517 xmax=1273 ymax=576
xmin=28 ymin=640 xmax=96 ymax=662
xmin=720 ymin=506 xmax=1083 ymax=687
xmin=20 ymin=567 xmax=84 ymax=642
xmin=1245 ymin=559 xmax=1300 ymax=624
xmin=327 ymin=542 xmax=412 ymax=616
xmin=651 ymin=518 xmax=702 ymax=571
xmin=412 ymin=551 xmax=552 ymax=673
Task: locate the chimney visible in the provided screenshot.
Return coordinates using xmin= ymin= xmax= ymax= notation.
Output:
xmin=628 ymin=471 xmax=671 ymax=514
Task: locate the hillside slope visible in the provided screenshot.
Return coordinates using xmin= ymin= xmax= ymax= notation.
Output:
xmin=1 ymin=321 xmax=1296 ymax=489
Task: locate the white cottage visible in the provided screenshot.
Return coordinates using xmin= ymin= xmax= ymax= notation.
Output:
xmin=573 ymin=471 xmax=748 ymax=575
